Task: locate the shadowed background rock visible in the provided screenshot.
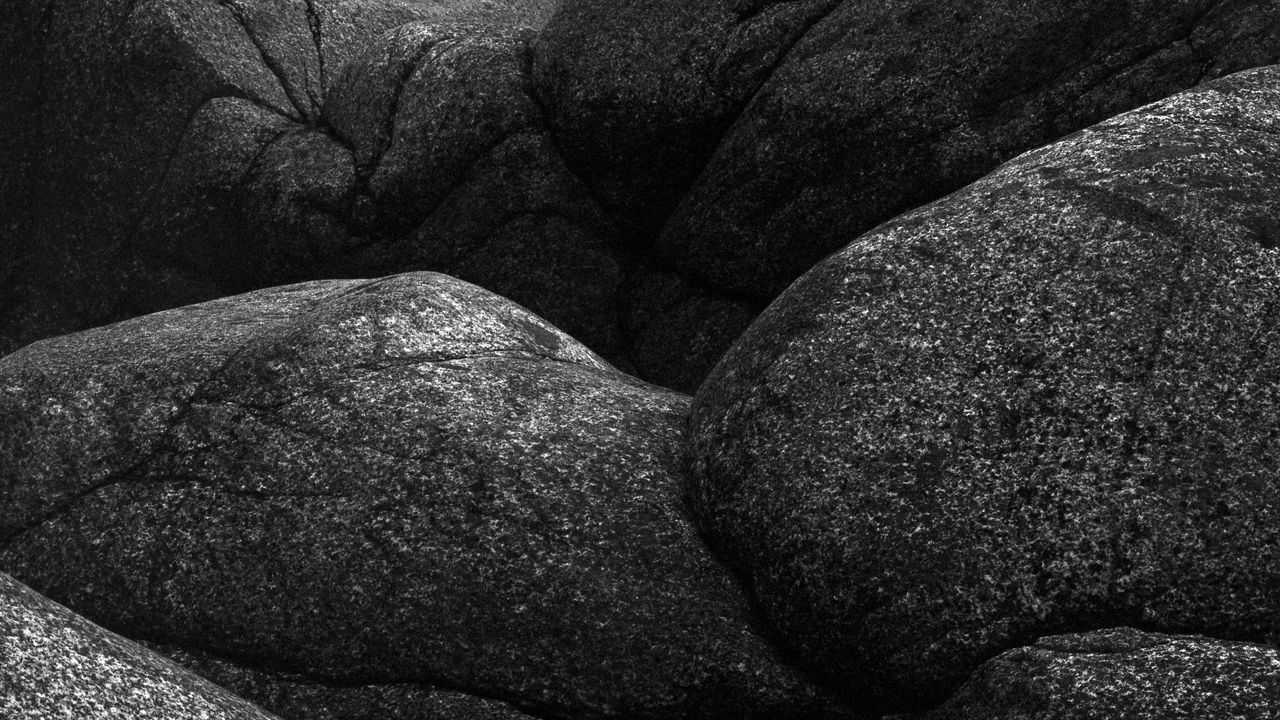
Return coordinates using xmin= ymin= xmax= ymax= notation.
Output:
xmin=6 ymin=0 xmax=1280 ymax=717
xmin=3 ymin=0 xmax=1279 ymax=391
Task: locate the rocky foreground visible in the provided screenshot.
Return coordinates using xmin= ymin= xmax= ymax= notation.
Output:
xmin=5 ymin=0 xmax=1280 ymax=718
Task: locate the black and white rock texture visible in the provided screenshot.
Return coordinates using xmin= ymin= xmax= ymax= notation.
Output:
xmin=4 ymin=0 xmax=1279 ymax=391
xmin=900 ymin=627 xmax=1280 ymax=720
xmin=1 ymin=572 xmax=279 ymax=720
xmin=0 ymin=272 xmax=843 ymax=720
xmin=689 ymin=65 xmax=1280 ymax=713
xmin=6 ymin=1 xmax=1280 ymax=717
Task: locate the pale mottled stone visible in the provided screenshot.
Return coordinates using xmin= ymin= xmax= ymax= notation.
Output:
xmin=1 ymin=573 xmax=277 ymax=720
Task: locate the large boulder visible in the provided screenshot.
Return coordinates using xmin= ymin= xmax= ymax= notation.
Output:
xmin=688 ymin=65 xmax=1280 ymax=712
xmin=1 ymin=572 xmax=277 ymax=720
xmin=905 ymin=627 xmax=1280 ymax=719
xmin=0 ymin=272 xmax=843 ymax=720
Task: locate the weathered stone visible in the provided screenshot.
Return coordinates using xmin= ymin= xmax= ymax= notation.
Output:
xmin=8 ymin=0 xmax=1280 ymax=395
xmin=688 ymin=66 xmax=1280 ymax=712
xmin=1 ymin=572 xmax=277 ymax=720
xmin=150 ymin=643 xmax=542 ymax=720
xmin=658 ymin=0 xmax=1280 ymax=300
xmin=320 ymin=23 xmax=625 ymax=356
xmin=0 ymin=0 xmax=558 ymax=357
xmin=902 ymin=628 xmax=1280 ymax=720
xmin=529 ymin=0 xmax=839 ymax=241
xmin=625 ymin=266 xmax=762 ymax=393
xmin=0 ymin=272 xmax=843 ymax=720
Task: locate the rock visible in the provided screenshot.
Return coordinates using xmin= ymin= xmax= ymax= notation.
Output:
xmin=902 ymin=628 xmax=1280 ymax=719
xmin=625 ymin=266 xmax=762 ymax=394
xmin=0 ymin=272 xmax=843 ymax=720
xmin=8 ymin=0 xmax=1280 ymax=393
xmin=528 ymin=0 xmax=840 ymax=241
xmin=657 ymin=0 xmax=1280 ymax=300
xmin=688 ymin=65 xmax=1280 ymax=712
xmin=1 ymin=572 xmax=277 ymax=720
xmin=150 ymin=643 xmax=542 ymax=720
xmin=319 ymin=22 xmax=624 ymax=356
xmin=0 ymin=0 xmax=559 ymax=356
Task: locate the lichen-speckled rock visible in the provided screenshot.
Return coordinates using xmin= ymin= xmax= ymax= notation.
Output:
xmin=689 ymin=65 xmax=1280 ymax=713
xmin=1 ymin=572 xmax=277 ymax=720
xmin=0 ymin=272 xmax=844 ymax=720
xmin=904 ymin=628 xmax=1280 ymax=719
xmin=658 ymin=0 xmax=1280 ymax=300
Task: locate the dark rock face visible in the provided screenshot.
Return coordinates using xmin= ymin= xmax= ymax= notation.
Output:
xmin=528 ymin=0 xmax=840 ymax=242
xmin=149 ymin=643 xmax=542 ymax=720
xmin=6 ymin=0 xmax=1280 ymax=393
xmin=904 ymin=628 xmax=1280 ymax=720
xmin=688 ymin=66 xmax=1280 ymax=712
xmin=0 ymin=272 xmax=839 ymax=720
xmin=657 ymin=0 xmax=1280 ymax=300
xmin=1 ymin=572 xmax=278 ymax=720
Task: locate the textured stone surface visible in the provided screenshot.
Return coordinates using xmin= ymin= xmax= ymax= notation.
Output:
xmin=0 ymin=272 xmax=843 ymax=720
xmin=0 ymin=0 xmax=561 ymax=357
xmin=1 ymin=572 xmax=277 ymax=720
xmin=658 ymin=0 xmax=1280 ymax=300
xmin=529 ymin=0 xmax=839 ymax=241
xmin=903 ymin=628 xmax=1280 ymax=719
xmin=9 ymin=0 xmax=1280 ymax=394
xmin=688 ymin=66 xmax=1280 ymax=712
xmin=150 ymin=643 xmax=541 ymax=720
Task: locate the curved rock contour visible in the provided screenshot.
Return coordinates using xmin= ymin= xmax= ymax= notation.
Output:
xmin=1 ymin=572 xmax=278 ymax=720
xmin=0 ymin=272 xmax=841 ymax=720
xmin=907 ymin=627 xmax=1280 ymax=720
xmin=689 ymin=65 xmax=1280 ymax=711
xmin=5 ymin=0 xmax=1279 ymax=392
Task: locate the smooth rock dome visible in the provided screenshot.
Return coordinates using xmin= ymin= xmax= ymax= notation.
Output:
xmin=0 ymin=272 xmax=838 ymax=720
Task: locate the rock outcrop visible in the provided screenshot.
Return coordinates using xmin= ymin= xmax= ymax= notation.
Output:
xmin=1 ymin=572 xmax=278 ymax=720
xmin=5 ymin=0 xmax=1279 ymax=391
xmin=7 ymin=1 xmax=1280 ymax=715
xmin=905 ymin=628 xmax=1280 ymax=720
xmin=0 ymin=272 xmax=842 ymax=720
xmin=688 ymin=65 xmax=1280 ymax=712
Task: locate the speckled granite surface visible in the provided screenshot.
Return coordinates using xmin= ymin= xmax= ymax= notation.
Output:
xmin=906 ymin=627 xmax=1280 ymax=719
xmin=1 ymin=572 xmax=277 ymax=719
xmin=690 ymin=65 xmax=1280 ymax=712
xmin=0 ymin=272 xmax=846 ymax=720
